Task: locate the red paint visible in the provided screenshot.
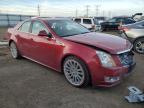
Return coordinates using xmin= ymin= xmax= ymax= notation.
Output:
xmin=5 ymin=18 xmax=135 ymax=87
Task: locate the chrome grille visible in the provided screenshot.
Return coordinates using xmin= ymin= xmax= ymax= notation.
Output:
xmin=119 ymin=51 xmax=134 ymax=66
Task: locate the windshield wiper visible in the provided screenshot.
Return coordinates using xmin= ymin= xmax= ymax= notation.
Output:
xmin=62 ymin=32 xmax=91 ymax=37
xmin=80 ymin=32 xmax=91 ymax=34
xmin=62 ymin=33 xmax=79 ymax=37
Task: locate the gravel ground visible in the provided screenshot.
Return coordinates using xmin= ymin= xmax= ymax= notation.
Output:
xmin=0 ymin=46 xmax=144 ymax=108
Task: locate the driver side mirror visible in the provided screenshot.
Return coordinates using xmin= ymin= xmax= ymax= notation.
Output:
xmin=38 ymin=30 xmax=52 ymax=38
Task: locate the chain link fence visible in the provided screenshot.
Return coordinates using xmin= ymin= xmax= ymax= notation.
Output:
xmin=0 ymin=13 xmax=34 ymax=27
xmin=0 ymin=13 xmax=34 ymax=40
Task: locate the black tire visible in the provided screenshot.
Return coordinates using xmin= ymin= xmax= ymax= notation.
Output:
xmin=63 ymin=56 xmax=90 ymax=87
xmin=133 ymin=38 xmax=144 ymax=54
xmin=9 ymin=41 xmax=21 ymax=59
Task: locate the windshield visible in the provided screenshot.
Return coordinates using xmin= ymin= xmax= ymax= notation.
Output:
xmin=47 ymin=20 xmax=90 ymax=37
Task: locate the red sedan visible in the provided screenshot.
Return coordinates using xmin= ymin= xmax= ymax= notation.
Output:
xmin=5 ymin=17 xmax=135 ymax=87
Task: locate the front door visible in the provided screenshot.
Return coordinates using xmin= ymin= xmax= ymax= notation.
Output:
xmin=29 ymin=21 xmax=60 ymax=68
xmin=16 ymin=21 xmax=33 ymax=57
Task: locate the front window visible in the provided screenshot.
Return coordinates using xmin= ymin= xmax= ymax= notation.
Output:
xmin=47 ymin=20 xmax=90 ymax=37
xmin=19 ymin=21 xmax=31 ymax=33
xmin=32 ymin=21 xmax=48 ymax=35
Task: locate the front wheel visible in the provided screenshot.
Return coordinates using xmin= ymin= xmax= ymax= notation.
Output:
xmin=133 ymin=38 xmax=144 ymax=54
xmin=10 ymin=42 xmax=21 ymax=59
xmin=63 ymin=56 xmax=90 ymax=87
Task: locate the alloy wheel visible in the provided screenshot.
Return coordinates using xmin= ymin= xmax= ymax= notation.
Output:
xmin=135 ymin=40 xmax=144 ymax=54
xmin=10 ymin=42 xmax=18 ymax=58
xmin=63 ymin=59 xmax=85 ymax=86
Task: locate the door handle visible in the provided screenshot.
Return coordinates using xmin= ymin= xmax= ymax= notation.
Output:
xmin=56 ymin=40 xmax=65 ymax=46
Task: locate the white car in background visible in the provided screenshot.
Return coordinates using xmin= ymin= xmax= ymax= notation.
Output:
xmin=73 ymin=18 xmax=100 ymax=31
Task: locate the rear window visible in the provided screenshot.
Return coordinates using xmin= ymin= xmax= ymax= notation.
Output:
xmin=83 ymin=19 xmax=92 ymax=24
xmin=74 ymin=19 xmax=81 ymax=23
xmin=19 ymin=21 xmax=31 ymax=33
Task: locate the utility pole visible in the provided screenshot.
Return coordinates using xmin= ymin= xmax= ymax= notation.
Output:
xmin=37 ymin=4 xmax=40 ymax=16
xmin=95 ymin=5 xmax=100 ymax=17
xmin=75 ymin=9 xmax=78 ymax=17
xmin=86 ymin=5 xmax=90 ymax=17
xmin=108 ymin=11 xmax=112 ymax=18
xmin=102 ymin=10 xmax=105 ymax=17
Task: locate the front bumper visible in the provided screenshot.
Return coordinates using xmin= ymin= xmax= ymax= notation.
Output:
xmin=91 ymin=62 xmax=136 ymax=87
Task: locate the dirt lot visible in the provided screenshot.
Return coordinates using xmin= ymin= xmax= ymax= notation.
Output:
xmin=0 ymin=46 xmax=144 ymax=108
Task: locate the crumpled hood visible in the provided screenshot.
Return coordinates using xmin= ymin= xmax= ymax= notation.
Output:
xmin=64 ymin=32 xmax=132 ymax=54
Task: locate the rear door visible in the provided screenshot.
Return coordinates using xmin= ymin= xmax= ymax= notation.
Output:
xmin=16 ymin=20 xmax=32 ymax=57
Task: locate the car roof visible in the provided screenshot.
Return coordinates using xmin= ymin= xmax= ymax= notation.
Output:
xmin=31 ymin=17 xmax=72 ymax=21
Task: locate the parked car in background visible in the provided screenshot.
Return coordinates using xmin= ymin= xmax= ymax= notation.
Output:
xmin=94 ymin=17 xmax=108 ymax=24
xmin=100 ymin=16 xmax=136 ymax=31
xmin=73 ymin=17 xmax=99 ymax=31
xmin=119 ymin=20 xmax=144 ymax=54
xmin=5 ymin=17 xmax=135 ymax=87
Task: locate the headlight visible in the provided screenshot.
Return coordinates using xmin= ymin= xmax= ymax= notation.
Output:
xmin=96 ymin=51 xmax=116 ymax=67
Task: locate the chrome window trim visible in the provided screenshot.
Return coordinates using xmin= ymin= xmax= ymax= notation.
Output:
xmin=16 ymin=20 xmax=56 ymax=40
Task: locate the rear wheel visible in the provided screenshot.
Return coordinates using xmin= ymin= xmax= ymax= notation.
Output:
xmin=10 ymin=42 xmax=21 ymax=59
xmin=133 ymin=38 xmax=144 ymax=54
xmin=63 ymin=56 xmax=90 ymax=87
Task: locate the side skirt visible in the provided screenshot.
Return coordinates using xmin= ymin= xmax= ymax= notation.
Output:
xmin=22 ymin=55 xmax=61 ymax=72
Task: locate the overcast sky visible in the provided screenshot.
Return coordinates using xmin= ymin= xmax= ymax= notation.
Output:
xmin=0 ymin=0 xmax=144 ymax=17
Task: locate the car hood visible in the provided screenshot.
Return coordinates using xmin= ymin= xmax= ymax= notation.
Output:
xmin=64 ymin=32 xmax=132 ymax=54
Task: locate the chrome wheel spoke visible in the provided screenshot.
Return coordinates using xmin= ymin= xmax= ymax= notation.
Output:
xmin=10 ymin=43 xmax=17 ymax=58
xmin=136 ymin=41 xmax=144 ymax=53
xmin=64 ymin=59 xmax=85 ymax=86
